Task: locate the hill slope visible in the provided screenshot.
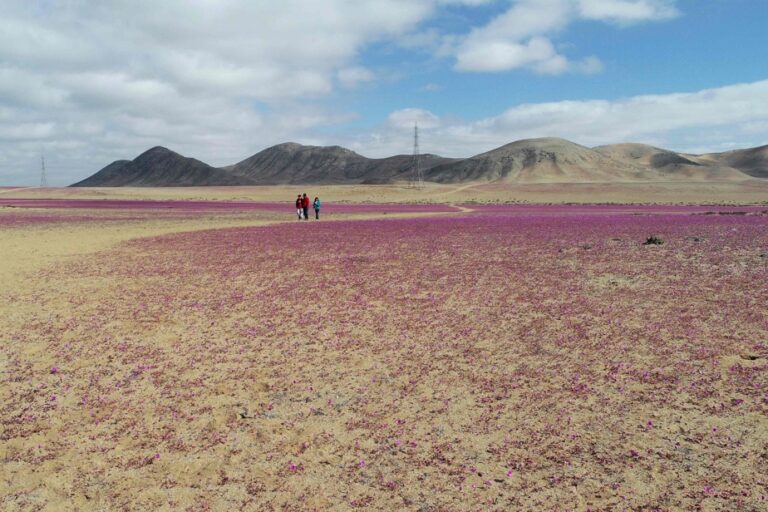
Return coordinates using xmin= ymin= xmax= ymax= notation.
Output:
xmin=702 ymin=144 xmax=768 ymax=178
xmin=424 ymin=138 xmax=655 ymax=183
xmin=593 ymin=143 xmax=750 ymax=181
xmin=593 ymin=143 xmax=699 ymax=168
xmin=71 ymin=139 xmax=764 ymax=186
xmin=71 ymin=147 xmax=256 ymax=187
xmin=230 ymin=143 xmax=456 ymax=184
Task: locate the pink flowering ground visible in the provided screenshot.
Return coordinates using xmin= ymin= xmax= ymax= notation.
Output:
xmin=0 ymin=197 xmax=457 ymax=213
xmin=2 ymin=206 xmax=767 ymax=510
xmin=0 ymin=199 xmax=456 ymax=229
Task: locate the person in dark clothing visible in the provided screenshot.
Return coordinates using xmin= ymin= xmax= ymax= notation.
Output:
xmin=302 ymin=193 xmax=310 ymax=221
xmin=295 ymin=194 xmax=303 ymax=219
xmin=313 ymin=196 xmax=321 ymax=219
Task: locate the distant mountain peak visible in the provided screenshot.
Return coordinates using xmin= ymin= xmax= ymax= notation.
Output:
xmin=71 ymin=138 xmax=766 ymax=186
xmin=228 ymin=142 xmax=429 ymax=185
xmin=141 ymin=145 xmax=175 ymax=156
xmin=707 ymin=143 xmax=768 ymax=178
xmin=272 ymin=142 xmax=304 ymax=151
xmin=71 ymin=146 xmax=255 ymax=187
xmin=268 ymin=142 xmax=361 ymax=157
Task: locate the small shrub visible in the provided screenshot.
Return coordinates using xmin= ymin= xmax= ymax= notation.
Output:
xmin=643 ymin=236 xmax=664 ymax=245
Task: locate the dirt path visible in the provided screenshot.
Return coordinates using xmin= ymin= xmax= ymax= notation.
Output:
xmin=419 ymin=182 xmax=480 ymax=202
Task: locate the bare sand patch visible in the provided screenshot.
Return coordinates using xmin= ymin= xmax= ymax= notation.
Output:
xmin=0 ymin=216 xmax=280 ymax=292
xmin=4 ymin=180 xmax=768 ymax=204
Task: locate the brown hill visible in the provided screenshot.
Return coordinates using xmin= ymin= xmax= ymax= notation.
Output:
xmin=424 ymin=138 xmax=654 ymax=183
xmin=230 ymin=143 xmax=456 ymax=184
xmin=593 ymin=143 xmax=698 ymax=168
xmin=593 ymin=143 xmax=750 ymax=181
xmin=701 ymin=144 xmax=768 ymax=178
xmin=71 ymin=139 xmax=764 ymax=187
xmin=71 ymin=147 xmax=256 ymax=187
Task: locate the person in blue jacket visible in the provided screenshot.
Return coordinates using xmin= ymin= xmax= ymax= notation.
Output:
xmin=313 ymin=197 xmax=321 ymax=219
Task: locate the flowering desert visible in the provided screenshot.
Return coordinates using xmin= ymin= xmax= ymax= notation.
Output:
xmin=2 ymin=197 xmax=768 ymax=511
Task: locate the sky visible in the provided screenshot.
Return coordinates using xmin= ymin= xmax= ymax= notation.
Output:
xmin=1 ymin=0 xmax=767 ymax=186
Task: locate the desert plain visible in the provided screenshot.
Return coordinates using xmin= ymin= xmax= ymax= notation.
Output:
xmin=1 ymin=183 xmax=767 ymax=511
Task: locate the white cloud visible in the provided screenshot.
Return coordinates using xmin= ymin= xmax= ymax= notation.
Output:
xmin=387 ymin=108 xmax=442 ymax=130
xmin=350 ymin=80 xmax=768 ymax=158
xmin=456 ymin=36 xmax=567 ymax=73
xmin=438 ymin=0 xmax=497 ymax=4
xmin=0 ymin=0 xmax=443 ymax=185
xmin=0 ymin=0 xmax=758 ymax=188
xmin=451 ymin=0 xmax=679 ymax=74
xmin=338 ymin=67 xmax=376 ymax=89
xmin=573 ymin=56 xmax=604 ymax=74
xmin=0 ymin=122 xmax=56 ymax=141
xmin=578 ymin=0 xmax=679 ymax=24
xmin=420 ymin=83 xmax=443 ymax=92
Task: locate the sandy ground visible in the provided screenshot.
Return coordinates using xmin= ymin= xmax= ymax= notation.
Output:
xmin=2 ymin=190 xmax=767 ymax=511
xmin=3 ymin=180 xmax=768 ymax=204
xmin=0 ymin=216 xmax=274 ymax=291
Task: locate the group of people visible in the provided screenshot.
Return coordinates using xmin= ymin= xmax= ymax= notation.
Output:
xmin=295 ymin=193 xmax=321 ymax=220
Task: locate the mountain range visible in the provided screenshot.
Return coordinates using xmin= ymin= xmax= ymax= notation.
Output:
xmin=70 ymin=138 xmax=768 ymax=187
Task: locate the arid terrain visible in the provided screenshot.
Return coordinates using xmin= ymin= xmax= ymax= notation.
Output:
xmin=2 ymin=186 xmax=767 ymax=511
xmin=5 ymin=178 xmax=768 ymax=205
xmin=71 ymin=138 xmax=768 ymax=187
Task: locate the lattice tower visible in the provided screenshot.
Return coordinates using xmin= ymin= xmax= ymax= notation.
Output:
xmin=40 ymin=154 xmax=48 ymax=188
xmin=410 ymin=123 xmax=423 ymax=189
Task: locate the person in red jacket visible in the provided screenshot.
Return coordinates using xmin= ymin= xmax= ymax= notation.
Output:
xmin=295 ymin=194 xmax=303 ymax=219
xmin=302 ymin=193 xmax=310 ymax=221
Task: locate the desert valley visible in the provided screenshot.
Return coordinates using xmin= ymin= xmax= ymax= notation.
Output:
xmin=3 ymin=1 xmax=768 ymax=510
xmin=2 ymin=155 xmax=767 ymax=509
xmin=72 ymin=137 xmax=768 ymax=187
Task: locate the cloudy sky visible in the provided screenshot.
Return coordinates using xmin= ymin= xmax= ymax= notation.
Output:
xmin=1 ymin=0 xmax=767 ymax=185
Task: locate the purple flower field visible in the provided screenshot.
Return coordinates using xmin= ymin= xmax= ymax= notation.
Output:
xmin=2 ymin=204 xmax=767 ymax=510
xmin=0 ymin=198 xmax=461 ymax=229
xmin=460 ymin=203 xmax=768 ymax=216
xmin=0 ymin=198 xmax=459 ymax=213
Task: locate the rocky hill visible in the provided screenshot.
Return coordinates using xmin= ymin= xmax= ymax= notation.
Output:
xmin=71 ymin=146 xmax=256 ymax=187
xmin=424 ymin=138 xmax=650 ymax=183
xmin=703 ymin=144 xmax=768 ymax=178
xmin=423 ymin=138 xmax=758 ymax=183
xmin=229 ymin=143 xmax=456 ymax=184
xmin=71 ymin=139 xmax=765 ymax=187
xmin=593 ymin=143 xmax=750 ymax=181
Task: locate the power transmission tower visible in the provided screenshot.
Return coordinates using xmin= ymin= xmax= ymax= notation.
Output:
xmin=410 ymin=122 xmax=423 ymax=189
xmin=40 ymin=154 xmax=48 ymax=187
